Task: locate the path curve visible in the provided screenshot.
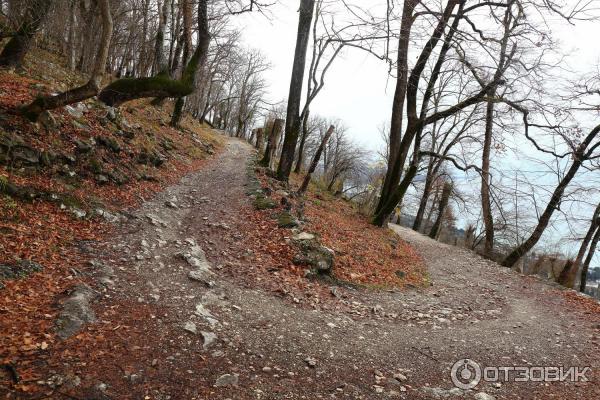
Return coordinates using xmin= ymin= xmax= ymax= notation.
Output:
xmin=56 ymin=137 xmax=598 ymax=400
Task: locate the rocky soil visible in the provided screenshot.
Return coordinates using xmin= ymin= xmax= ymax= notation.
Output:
xmin=12 ymin=137 xmax=599 ymax=400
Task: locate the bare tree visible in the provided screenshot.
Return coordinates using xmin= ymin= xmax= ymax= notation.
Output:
xmin=98 ymin=0 xmax=210 ymax=108
xmin=579 ymin=223 xmax=600 ymax=292
xmin=298 ymin=124 xmax=334 ymax=194
xmin=260 ymin=118 xmax=284 ymax=169
xmin=0 ymin=0 xmax=51 ymax=68
xmin=501 ymin=119 xmax=600 ymax=267
xmin=21 ymin=0 xmax=113 ymax=120
xmin=276 ymin=0 xmax=316 ymax=182
xmin=429 ymin=181 xmax=453 ymax=240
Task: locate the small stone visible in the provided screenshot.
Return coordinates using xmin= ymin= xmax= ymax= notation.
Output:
xmin=474 ymin=393 xmax=496 ymax=400
xmin=201 ymin=331 xmax=217 ymax=349
xmin=95 ymin=382 xmax=108 ymax=392
xmin=188 ymin=269 xmax=212 ymax=284
xmin=66 ymin=105 xmax=84 ymax=119
xmin=215 ymin=373 xmax=239 ymax=387
xmin=393 ymin=373 xmax=407 ymax=382
xmin=305 ymin=357 xmax=317 ymax=368
xmin=373 ymin=304 xmax=384 ymax=315
xmin=149 ymin=294 xmax=160 ymax=302
xmin=70 ymin=208 xmax=87 ymax=219
xmin=183 ymin=321 xmax=197 ymax=334
xmin=165 ymin=201 xmax=177 ymax=209
xmin=293 ymin=232 xmax=316 ymax=241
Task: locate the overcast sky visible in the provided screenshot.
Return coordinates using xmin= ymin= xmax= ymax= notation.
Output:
xmin=233 ymin=2 xmax=600 ymax=151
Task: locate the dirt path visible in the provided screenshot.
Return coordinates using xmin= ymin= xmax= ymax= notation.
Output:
xmin=50 ymin=137 xmax=599 ymax=400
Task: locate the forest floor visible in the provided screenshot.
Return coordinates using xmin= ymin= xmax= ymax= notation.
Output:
xmin=2 ymin=137 xmax=598 ymax=399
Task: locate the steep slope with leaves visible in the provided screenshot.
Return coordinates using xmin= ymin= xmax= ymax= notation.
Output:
xmin=0 ymin=48 xmax=222 ymax=393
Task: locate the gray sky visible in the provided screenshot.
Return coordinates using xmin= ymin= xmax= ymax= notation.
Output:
xmin=234 ymin=1 xmax=393 ymax=152
xmin=234 ymin=2 xmax=600 ymax=152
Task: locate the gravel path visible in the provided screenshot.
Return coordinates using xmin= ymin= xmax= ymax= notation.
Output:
xmin=59 ymin=137 xmax=599 ymax=400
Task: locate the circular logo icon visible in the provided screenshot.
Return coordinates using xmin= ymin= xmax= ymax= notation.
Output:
xmin=451 ymin=359 xmax=482 ymax=389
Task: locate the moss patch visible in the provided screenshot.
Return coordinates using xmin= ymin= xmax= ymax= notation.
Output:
xmin=277 ymin=211 xmax=298 ymax=228
xmin=253 ymin=195 xmax=276 ymax=210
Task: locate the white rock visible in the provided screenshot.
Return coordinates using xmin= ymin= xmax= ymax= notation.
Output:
xmin=201 ymin=331 xmax=217 ymax=349
xmin=293 ymin=232 xmax=316 ymax=241
xmin=183 ymin=321 xmax=197 ymax=334
xmin=215 ymin=373 xmax=239 ymax=387
xmin=393 ymin=373 xmax=407 ymax=382
xmin=474 ymin=393 xmax=496 ymax=400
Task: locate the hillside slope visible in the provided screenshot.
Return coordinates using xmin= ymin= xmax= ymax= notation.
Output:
xmin=0 ymin=48 xmax=223 ymax=393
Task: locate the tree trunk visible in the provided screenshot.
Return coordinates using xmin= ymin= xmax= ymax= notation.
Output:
xmin=580 ymin=225 xmax=600 ymax=292
xmin=413 ymin=160 xmax=435 ymax=232
xmin=152 ymin=0 xmax=169 ymax=75
xmin=255 ymin=127 xmax=265 ymax=150
xmin=260 ymin=118 xmax=284 ymax=169
xmin=138 ymin=0 xmax=151 ymax=77
xmin=170 ymin=97 xmax=185 ymax=127
xmin=374 ymin=0 xmax=461 ymax=224
xmin=21 ymin=0 xmax=113 ymax=120
xmin=372 ymin=164 xmax=418 ymax=227
xmin=67 ymin=0 xmax=77 ymax=71
xmin=375 ymin=0 xmax=417 ymax=214
xmin=0 ymin=0 xmax=51 ymax=68
xmin=481 ymin=97 xmax=496 ymax=257
xmin=298 ymin=125 xmax=334 ymax=194
xmin=169 ymin=0 xmax=193 ymax=127
xmin=294 ymin=109 xmax=310 ymax=173
xmin=429 ymin=181 xmax=452 ymax=240
xmin=557 ymin=259 xmax=577 ymax=288
xmin=276 ymin=0 xmax=316 ymax=182
xmin=575 ymin=203 xmax=600 ymax=290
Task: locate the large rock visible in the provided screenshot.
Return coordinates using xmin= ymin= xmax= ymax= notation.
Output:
xmin=137 ymin=148 xmax=165 ymax=167
xmin=74 ymin=138 xmax=94 ymax=153
xmin=0 ymin=132 xmax=40 ymax=166
xmin=253 ymin=195 xmax=276 ymax=210
xmin=55 ymin=285 xmax=97 ymax=339
xmin=293 ymin=239 xmax=334 ymax=275
xmin=96 ymin=135 xmax=121 ymax=153
xmin=65 ymin=105 xmax=84 ymax=119
xmin=277 ymin=212 xmax=299 ymax=228
xmin=12 ymin=147 xmax=40 ymax=165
